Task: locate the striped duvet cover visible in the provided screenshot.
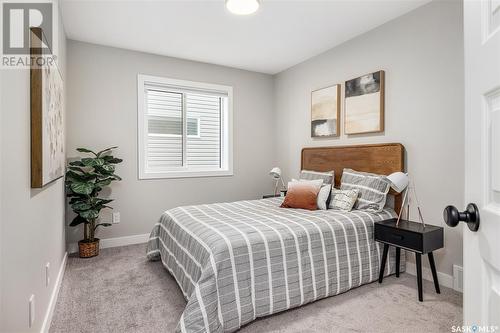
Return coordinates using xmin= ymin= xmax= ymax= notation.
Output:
xmin=146 ymin=198 xmax=404 ymax=333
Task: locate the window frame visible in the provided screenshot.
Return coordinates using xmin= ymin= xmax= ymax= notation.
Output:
xmin=137 ymin=74 xmax=233 ymax=179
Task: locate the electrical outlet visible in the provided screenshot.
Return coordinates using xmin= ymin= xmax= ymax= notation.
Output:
xmin=45 ymin=263 xmax=50 ymax=287
xmin=29 ymin=294 xmax=35 ymax=328
xmin=112 ymin=212 xmax=120 ymax=224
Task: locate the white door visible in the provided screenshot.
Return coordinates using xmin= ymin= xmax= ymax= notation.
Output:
xmin=463 ymin=0 xmax=500 ymax=327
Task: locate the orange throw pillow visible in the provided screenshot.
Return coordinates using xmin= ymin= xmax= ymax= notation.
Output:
xmin=281 ymin=179 xmax=323 ymax=210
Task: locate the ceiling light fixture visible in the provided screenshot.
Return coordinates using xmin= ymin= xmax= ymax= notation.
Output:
xmin=225 ymin=0 xmax=260 ymax=15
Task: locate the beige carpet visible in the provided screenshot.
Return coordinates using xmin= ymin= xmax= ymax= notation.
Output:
xmin=50 ymin=244 xmax=462 ymax=333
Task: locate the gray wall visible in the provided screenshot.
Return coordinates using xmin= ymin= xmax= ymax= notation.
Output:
xmin=66 ymin=41 xmax=276 ymax=243
xmin=273 ymin=0 xmax=464 ymax=277
xmin=0 ymin=1 xmax=67 ymax=331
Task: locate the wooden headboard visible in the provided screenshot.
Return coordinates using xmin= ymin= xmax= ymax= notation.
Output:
xmin=301 ymin=143 xmax=405 ymax=213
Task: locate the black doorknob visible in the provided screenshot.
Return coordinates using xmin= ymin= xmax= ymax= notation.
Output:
xmin=443 ymin=203 xmax=480 ymax=232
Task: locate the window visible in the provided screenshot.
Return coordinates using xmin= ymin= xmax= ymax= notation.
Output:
xmin=138 ymin=75 xmax=233 ymax=179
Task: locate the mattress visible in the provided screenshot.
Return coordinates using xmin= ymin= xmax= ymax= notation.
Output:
xmin=146 ymin=197 xmax=404 ymax=333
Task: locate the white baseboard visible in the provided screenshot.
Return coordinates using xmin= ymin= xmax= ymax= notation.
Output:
xmin=40 ymin=252 xmax=67 ymax=333
xmin=405 ymin=261 xmax=459 ymax=292
xmin=67 ymin=233 xmax=150 ymax=254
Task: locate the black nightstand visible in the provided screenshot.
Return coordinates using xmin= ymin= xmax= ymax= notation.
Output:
xmin=374 ymin=218 xmax=444 ymax=301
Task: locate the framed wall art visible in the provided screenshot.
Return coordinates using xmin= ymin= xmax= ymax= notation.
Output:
xmin=311 ymin=84 xmax=341 ymax=137
xmin=345 ymin=70 xmax=385 ymax=135
xmin=30 ymin=27 xmax=65 ymax=188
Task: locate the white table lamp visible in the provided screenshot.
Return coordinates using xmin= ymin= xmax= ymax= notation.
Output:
xmin=269 ymin=167 xmax=285 ymax=196
xmin=386 ymin=172 xmax=409 ymax=193
xmin=386 ymin=172 xmax=425 ymax=227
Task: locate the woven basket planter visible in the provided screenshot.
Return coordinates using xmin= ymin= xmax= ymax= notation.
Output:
xmin=78 ymin=238 xmax=100 ymax=258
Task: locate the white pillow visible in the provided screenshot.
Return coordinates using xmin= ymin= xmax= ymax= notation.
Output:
xmin=317 ymin=184 xmax=332 ymax=210
xmin=329 ymin=188 xmax=359 ymax=212
xmin=293 ymin=179 xmax=331 ymax=210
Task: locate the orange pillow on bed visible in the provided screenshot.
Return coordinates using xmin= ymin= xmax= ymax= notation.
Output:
xmin=280 ymin=179 xmax=323 ymax=210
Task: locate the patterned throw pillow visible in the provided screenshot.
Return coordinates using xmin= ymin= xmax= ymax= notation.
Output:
xmin=299 ymin=170 xmax=334 ymax=185
xmin=329 ymin=188 xmax=359 ymax=212
xmin=281 ymin=179 xmax=323 ymax=210
xmin=340 ymin=168 xmax=390 ymax=212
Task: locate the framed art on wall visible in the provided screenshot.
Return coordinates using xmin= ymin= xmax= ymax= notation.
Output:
xmin=30 ymin=27 xmax=65 ymax=188
xmin=311 ymin=84 xmax=341 ymax=137
xmin=345 ymin=70 xmax=385 ymax=135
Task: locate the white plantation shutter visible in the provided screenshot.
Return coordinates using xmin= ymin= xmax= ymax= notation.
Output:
xmin=146 ymin=90 xmax=183 ymax=168
xmin=186 ymin=93 xmax=221 ymax=168
xmin=138 ymin=75 xmax=232 ymax=179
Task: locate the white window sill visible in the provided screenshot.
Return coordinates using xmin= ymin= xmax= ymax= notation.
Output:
xmin=139 ymin=169 xmax=233 ymax=180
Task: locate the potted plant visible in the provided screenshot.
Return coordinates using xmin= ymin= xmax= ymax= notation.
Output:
xmin=65 ymin=146 xmax=123 ymax=258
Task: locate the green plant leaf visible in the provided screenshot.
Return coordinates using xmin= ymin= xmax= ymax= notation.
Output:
xmin=67 ymin=166 xmax=94 ymax=174
xmin=80 ymin=158 xmax=104 ymax=167
xmin=69 ymin=196 xmax=86 ymax=204
xmin=97 ymin=199 xmax=113 ymax=205
xmin=70 ymin=182 xmax=94 ymax=195
xmin=69 ymin=161 xmax=84 ymax=167
xmin=95 ymin=179 xmax=112 ymax=188
xmin=71 ymin=201 xmax=92 ymax=211
xmin=97 ymin=164 xmax=115 ymax=173
xmin=102 ymin=156 xmax=123 ymax=164
xmin=81 ymin=158 xmax=96 ymax=166
xmin=96 ymin=146 xmax=118 ymax=157
xmin=76 ymin=148 xmax=97 ymax=155
xmin=79 ymin=209 xmax=100 ymax=220
xmin=69 ymin=215 xmax=87 ymax=226
xmin=93 ymin=158 xmax=105 ymax=166
xmin=67 ymin=166 xmax=84 ymax=172
xmin=108 ymin=157 xmax=123 ymax=164
xmin=66 ymin=170 xmax=89 ymax=182
xmin=91 ymin=187 xmax=102 ymax=196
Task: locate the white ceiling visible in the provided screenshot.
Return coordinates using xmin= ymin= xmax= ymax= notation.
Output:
xmin=60 ymin=0 xmax=431 ymax=74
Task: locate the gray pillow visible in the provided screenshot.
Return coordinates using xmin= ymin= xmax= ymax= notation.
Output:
xmin=299 ymin=170 xmax=334 ymax=185
xmin=340 ymin=168 xmax=390 ymax=212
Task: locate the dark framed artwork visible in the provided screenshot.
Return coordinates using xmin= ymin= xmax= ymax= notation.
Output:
xmin=345 ymin=70 xmax=385 ymax=135
xmin=30 ymin=27 xmax=65 ymax=188
xmin=311 ymin=84 xmax=341 ymax=137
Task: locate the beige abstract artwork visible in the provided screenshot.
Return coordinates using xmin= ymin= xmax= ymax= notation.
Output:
xmin=311 ymin=84 xmax=340 ymax=137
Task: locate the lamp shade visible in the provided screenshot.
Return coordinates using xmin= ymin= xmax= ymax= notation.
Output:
xmin=386 ymin=172 xmax=409 ymax=193
xmin=225 ymin=0 xmax=260 ymax=15
xmin=269 ymin=167 xmax=282 ymax=179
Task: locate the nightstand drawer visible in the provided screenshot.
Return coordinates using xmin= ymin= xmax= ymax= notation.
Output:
xmin=374 ymin=225 xmax=423 ymax=252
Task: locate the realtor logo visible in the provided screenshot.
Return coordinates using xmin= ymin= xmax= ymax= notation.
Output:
xmin=2 ymin=2 xmax=52 ymax=55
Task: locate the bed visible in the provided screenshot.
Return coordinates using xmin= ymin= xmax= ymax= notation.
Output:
xmin=147 ymin=143 xmax=406 ymax=333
